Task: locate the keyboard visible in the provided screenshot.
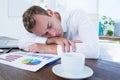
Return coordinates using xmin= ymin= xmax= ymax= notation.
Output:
xmin=0 ymin=36 xmax=18 ymax=48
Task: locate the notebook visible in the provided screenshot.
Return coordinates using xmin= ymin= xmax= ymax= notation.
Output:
xmin=0 ymin=36 xmax=18 ymax=48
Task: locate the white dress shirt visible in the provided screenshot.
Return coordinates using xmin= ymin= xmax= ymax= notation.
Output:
xmin=19 ymin=9 xmax=100 ymax=59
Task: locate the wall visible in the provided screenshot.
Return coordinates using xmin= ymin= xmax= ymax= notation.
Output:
xmin=0 ymin=0 xmax=49 ymax=39
xmin=0 ymin=0 xmax=120 ymax=37
xmin=66 ymin=0 xmax=98 ymax=14
xmin=0 ymin=0 xmax=27 ymax=39
xmin=98 ymin=0 xmax=120 ymax=20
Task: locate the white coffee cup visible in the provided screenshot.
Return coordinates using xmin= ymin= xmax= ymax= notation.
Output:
xmin=61 ymin=52 xmax=85 ymax=75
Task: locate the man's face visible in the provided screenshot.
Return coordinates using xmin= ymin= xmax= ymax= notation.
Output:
xmin=31 ymin=13 xmax=63 ymax=38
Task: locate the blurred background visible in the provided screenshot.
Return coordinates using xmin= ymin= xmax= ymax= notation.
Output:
xmin=0 ymin=0 xmax=120 ymax=38
xmin=0 ymin=0 xmax=120 ymax=62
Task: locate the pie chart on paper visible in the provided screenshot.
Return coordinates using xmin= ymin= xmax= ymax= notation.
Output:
xmin=22 ymin=58 xmax=41 ymax=65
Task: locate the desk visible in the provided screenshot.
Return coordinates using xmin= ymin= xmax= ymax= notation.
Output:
xmin=0 ymin=49 xmax=120 ymax=80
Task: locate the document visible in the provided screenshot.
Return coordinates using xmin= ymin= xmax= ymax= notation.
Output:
xmin=0 ymin=51 xmax=60 ymax=72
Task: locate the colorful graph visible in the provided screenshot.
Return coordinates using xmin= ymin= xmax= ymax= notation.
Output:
xmin=22 ymin=58 xmax=41 ymax=65
xmin=0 ymin=55 xmax=22 ymax=62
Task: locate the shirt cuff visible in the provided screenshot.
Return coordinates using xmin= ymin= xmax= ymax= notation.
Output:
xmin=57 ymin=45 xmax=73 ymax=56
xmin=57 ymin=45 xmax=64 ymax=56
xmin=57 ymin=43 xmax=99 ymax=59
xmin=34 ymin=37 xmax=47 ymax=44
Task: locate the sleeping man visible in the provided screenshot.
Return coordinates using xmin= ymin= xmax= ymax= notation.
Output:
xmin=19 ymin=5 xmax=99 ymax=58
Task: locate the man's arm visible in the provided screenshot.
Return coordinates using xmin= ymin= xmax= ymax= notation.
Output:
xmin=18 ymin=32 xmax=47 ymax=50
xmin=18 ymin=32 xmax=57 ymax=54
xmin=18 ymin=32 xmax=80 ymax=54
xmin=28 ymin=37 xmax=82 ymax=54
xmin=46 ymin=37 xmax=82 ymax=52
xmin=74 ymin=10 xmax=100 ymax=58
xmin=28 ymin=43 xmax=57 ymax=54
xmin=28 ymin=37 xmax=81 ymax=54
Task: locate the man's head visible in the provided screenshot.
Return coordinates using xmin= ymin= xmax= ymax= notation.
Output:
xmin=23 ymin=5 xmax=63 ymax=38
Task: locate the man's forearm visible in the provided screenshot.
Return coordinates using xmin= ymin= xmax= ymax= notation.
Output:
xmin=46 ymin=37 xmax=55 ymax=44
xmin=28 ymin=43 xmax=57 ymax=54
xmin=44 ymin=44 xmax=57 ymax=54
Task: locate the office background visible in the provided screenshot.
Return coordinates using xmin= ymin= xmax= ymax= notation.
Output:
xmin=0 ymin=0 xmax=120 ymax=39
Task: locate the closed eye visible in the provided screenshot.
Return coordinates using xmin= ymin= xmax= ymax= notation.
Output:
xmin=44 ymin=32 xmax=48 ymax=36
xmin=42 ymin=20 xmax=52 ymax=37
xmin=41 ymin=32 xmax=48 ymax=37
xmin=47 ymin=21 xmax=52 ymax=29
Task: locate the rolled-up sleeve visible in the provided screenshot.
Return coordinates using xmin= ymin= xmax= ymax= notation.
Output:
xmin=57 ymin=10 xmax=100 ymax=59
xmin=18 ymin=32 xmax=47 ymax=50
xmin=76 ymin=10 xmax=100 ymax=59
xmin=57 ymin=43 xmax=99 ymax=59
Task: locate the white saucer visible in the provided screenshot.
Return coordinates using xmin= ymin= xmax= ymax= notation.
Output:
xmin=52 ymin=64 xmax=93 ymax=79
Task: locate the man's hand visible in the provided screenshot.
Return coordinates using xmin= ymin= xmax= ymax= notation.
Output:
xmin=46 ymin=37 xmax=82 ymax=52
xmin=28 ymin=43 xmax=45 ymax=53
xmin=28 ymin=43 xmax=57 ymax=54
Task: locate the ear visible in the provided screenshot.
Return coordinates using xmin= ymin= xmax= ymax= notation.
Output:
xmin=47 ymin=9 xmax=54 ymax=16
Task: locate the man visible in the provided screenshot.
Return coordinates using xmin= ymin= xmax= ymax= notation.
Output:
xmin=19 ymin=5 xmax=99 ymax=58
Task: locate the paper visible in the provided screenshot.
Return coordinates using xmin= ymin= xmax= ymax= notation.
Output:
xmin=0 ymin=49 xmax=3 ymax=52
xmin=0 ymin=51 xmax=60 ymax=72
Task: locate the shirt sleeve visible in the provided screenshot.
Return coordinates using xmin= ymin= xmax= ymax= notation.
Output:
xmin=57 ymin=45 xmax=64 ymax=56
xmin=57 ymin=43 xmax=99 ymax=59
xmin=75 ymin=10 xmax=100 ymax=59
xmin=57 ymin=10 xmax=100 ymax=59
xmin=18 ymin=32 xmax=47 ymax=50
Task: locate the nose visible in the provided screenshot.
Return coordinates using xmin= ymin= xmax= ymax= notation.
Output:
xmin=47 ymin=29 xmax=56 ymax=37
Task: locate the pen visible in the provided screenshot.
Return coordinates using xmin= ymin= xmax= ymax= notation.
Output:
xmin=6 ymin=48 xmax=13 ymax=53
